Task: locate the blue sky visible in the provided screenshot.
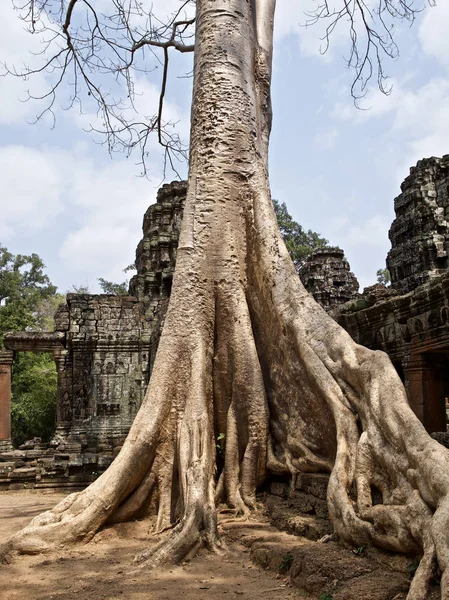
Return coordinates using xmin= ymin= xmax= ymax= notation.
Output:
xmin=1 ymin=0 xmax=448 ymax=293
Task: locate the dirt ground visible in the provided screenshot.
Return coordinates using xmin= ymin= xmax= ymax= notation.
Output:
xmin=0 ymin=490 xmax=306 ymax=600
xmin=1 ymin=490 xmax=442 ymax=600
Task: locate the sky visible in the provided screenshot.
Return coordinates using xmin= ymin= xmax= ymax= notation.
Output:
xmin=0 ymin=0 xmax=448 ymax=293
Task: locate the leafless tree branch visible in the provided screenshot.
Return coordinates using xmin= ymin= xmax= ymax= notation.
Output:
xmin=303 ymin=0 xmax=436 ymax=103
xmin=3 ymin=0 xmax=195 ymax=176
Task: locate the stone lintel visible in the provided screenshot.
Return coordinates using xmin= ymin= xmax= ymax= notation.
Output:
xmin=3 ymin=331 xmax=65 ymax=354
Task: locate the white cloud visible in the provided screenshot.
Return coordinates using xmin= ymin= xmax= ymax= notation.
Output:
xmin=275 ymin=0 xmax=380 ymax=62
xmin=0 ymin=141 xmax=166 ymax=289
xmin=56 ymin=155 xmax=158 ymax=285
xmin=333 ymin=73 xmax=449 ymax=184
xmin=0 ymin=145 xmax=65 ymax=239
xmin=343 ymin=215 xmax=391 ymax=249
xmin=419 ymin=2 xmax=449 ymax=69
xmin=313 ymin=128 xmax=338 ymax=149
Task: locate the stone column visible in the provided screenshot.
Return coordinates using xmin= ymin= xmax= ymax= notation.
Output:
xmin=403 ymin=353 xmax=447 ymax=433
xmin=0 ymin=350 xmax=14 ymax=451
xmin=50 ymin=348 xmax=72 ymax=445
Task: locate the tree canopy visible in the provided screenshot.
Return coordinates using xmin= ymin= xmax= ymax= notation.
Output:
xmin=0 ymin=245 xmax=57 ymax=346
xmin=376 ymin=267 xmax=391 ymax=286
xmin=0 ymin=245 xmax=60 ymax=445
xmin=272 ymin=199 xmax=329 ymax=270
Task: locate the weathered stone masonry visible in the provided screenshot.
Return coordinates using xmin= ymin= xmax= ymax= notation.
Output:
xmin=0 ymin=182 xmax=183 ymax=489
xmin=388 ymin=156 xmax=449 ymax=293
xmin=298 ymin=247 xmax=359 ymax=310
xmin=338 ymin=155 xmax=449 ymax=434
xmin=2 ymin=157 xmax=449 ymax=488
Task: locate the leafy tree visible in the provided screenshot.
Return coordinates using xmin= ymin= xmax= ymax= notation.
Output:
xmin=67 ymin=284 xmax=90 ymax=294
xmin=0 ymin=245 xmax=59 ymax=445
xmin=0 ymin=245 xmax=56 ymax=346
xmin=33 ymin=293 xmax=66 ymax=331
xmin=98 ymin=278 xmax=129 ymax=295
xmin=272 ymin=200 xmax=329 ymax=269
xmin=98 ymin=265 xmax=136 ymax=295
xmin=3 ymin=3 xmax=446 ymax=598
xmin=376 ymin=268 xmax=391 ymax=286
xmin=11 ymin=353 xmax=57 ymax=446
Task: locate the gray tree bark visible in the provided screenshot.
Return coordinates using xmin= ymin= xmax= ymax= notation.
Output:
xmin=2 ymin=1 xmax=449 ymax=598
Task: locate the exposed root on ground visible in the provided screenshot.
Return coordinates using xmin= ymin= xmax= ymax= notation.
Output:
xmin=3 ymin=2 xmax=449 ymax=598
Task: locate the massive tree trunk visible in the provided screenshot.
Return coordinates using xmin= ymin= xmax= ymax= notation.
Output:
xmin=3 ymin=1 xmax=449 ymax=598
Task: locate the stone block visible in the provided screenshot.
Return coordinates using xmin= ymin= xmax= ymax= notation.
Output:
xmin=270 ymin=481 xmax=288 ymax=498
xmin=0 ymin=451 xmax=26 ymax=462
xmin=54 ymin=453 xmax=70 ymax=460
xmin=9 ymin=467 xmax=37 ymax=479
xmin=295 ymin=472 xmax=329 ymax=500
xmin=8 ymin=482 xmax=35 ymax=490
xmin=0 ymin=462 xmax=15 ymax=474
xmin=39 ymin=476 xmax=71 ymax=485
xmin=69 ymin=473 xmax=90 ymax=483
xmin=26 ymin=450 xmax=45 ymax=459
xmin=82 ymin=453 xmax=98 ymax=465
xmin=289 ymin=490 xmax=329 ymax=519
xmin=68 ymin=454 xmax=84 ymax=467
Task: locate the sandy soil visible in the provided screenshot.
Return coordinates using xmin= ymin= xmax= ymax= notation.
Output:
xmin=0 ymin=491 xmax=305 ymax=600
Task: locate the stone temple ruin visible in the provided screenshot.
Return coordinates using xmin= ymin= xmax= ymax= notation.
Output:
xmin=1 ymin=156 xmax=449 ymax=489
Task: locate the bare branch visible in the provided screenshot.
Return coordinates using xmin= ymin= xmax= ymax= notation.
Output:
xmin=303 ymin=0 xmax=435 ymax=102
xmin=4 ymin=0 xmax=196 ymax=176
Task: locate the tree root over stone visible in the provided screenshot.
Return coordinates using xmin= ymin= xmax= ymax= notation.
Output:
xmin=3 ymin=178 xmax=449 ymax=599
xmin=3 ymin=1 xmax=449 ymax=599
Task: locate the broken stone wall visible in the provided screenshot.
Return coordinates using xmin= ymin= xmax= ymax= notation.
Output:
xmin=1 ymin=294 xmax=152 ymax=490
xmin=387 ymin=155 xmax=449 ymax=293
xmin=298 ymin=247 xmax=359 ymax=310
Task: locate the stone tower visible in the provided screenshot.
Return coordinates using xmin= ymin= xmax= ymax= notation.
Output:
xmin=387 ymin=155 xmax=449 ymax=294
xmin=298 ymin=247 xmax=359 ymax=310
xmin=129 ymin=181 xmax=186 ymax=318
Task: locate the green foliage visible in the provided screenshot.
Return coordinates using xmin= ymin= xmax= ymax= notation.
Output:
xmin=376 ymin=268 xmax=391 ymax=286
xmin=34 ymin=294 xmax=66 ymax=331
xmin=407 ymin=560 xmax=419 ymax=577
xmin=319 ymin=594 xmax=333 ymax=600
xmin=216 ymin=432 xmax=226 ymax=455
xmin=279 ymin=552 xmax=294 ymax=573
xmin=0 ymin=245 xmax=60 ymax=445
xmin=68 ymin=284 xmax=90 ymax=294
xmin=0 ymin=245 xmax=57 ymax=345
xmin=272 ymin=200 xmax=329 ymax=270
xmin=97 ymin=264 xmax=135 ymax=295
xmin=11 ymin=352 xmax=57 ymax=446
xmin=98 ymin=277 xmax=129 ymax=295
xmin=352 ymin=545 xmax=366 ymax=555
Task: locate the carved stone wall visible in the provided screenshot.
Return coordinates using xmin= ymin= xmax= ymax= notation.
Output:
xmin=129 ymin=180 xmax=186 ymax=319
xmin=0 ymin=183 xmax=185 ymax=489
xmin=387 ymin=155 xmax=449 ymax=294
xmin=298 ymin=248 xmax=359 ymax=310
xmin=4 ymin=160 xmax=449 ymax=488
xmin=337 ymin=273 xmax=449 ymax=433
xmin=1 ymin=294 xmax=152 ymax=489
xmin=53 ymin=294 xmax=152 ymax=449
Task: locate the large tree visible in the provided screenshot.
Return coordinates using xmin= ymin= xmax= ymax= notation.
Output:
xmin=2 ymin=2 xmax=447 ymax=599
xmin=0 ymin=245 xmax=61 ymax=444
xmin=272 ymin=199 xmax=329 ymax=270
xmin=0 ymin=245 xmax=56 ymax=346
